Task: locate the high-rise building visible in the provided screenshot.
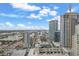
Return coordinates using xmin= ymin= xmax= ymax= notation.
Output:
xmin=60 ymin=9 xmax=79 ymax=48
xmin=49 ymin=20 xmax=58 ymax=42
xmin=72 ymin=24 xmax=79 ymax=56
xmin=24 ymin=32 xmax=30 ymax=48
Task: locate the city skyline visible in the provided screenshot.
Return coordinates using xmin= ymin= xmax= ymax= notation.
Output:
xmin=0 ymin=3 xmax=79 ymax=30
xmin=0 ymin=3 xmax=79 ymax=56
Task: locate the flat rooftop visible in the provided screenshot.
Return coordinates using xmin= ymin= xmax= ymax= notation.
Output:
xmin=11 ymin=49 xmax=26 ymax=56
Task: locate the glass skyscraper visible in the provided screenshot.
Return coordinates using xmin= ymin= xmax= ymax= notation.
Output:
xmin=49 ymin=20 xmax=58 ymax=42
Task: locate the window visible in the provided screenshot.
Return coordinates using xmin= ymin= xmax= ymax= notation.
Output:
xmin=51 ymin=52 xmax=53 ymax=53
xmin=58 ymin=51 xmax=60 ymax=53
xmin=54 ymin=51 xmax=57 ymax=53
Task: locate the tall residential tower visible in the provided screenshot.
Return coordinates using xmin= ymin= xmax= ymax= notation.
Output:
xmin=60 ymin=8 xmax=79 ymax=48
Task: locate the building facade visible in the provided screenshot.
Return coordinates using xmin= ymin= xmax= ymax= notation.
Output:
xmin=28 ymin=48 xmax=69 ymax=56
xmin=54 ymin=31 xmax=60 ymax=42
xmin=24 ymin=32 xmax=30 ymax=48
xmin=60 ymin=13 xmax=79 ymax=48
xmin=72 ymin=25 xmax=79 ymax=56
xmin=49 ymin=20 xmax=58 ymax=42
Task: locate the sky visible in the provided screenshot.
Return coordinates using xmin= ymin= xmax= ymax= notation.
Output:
xmin=0 ymin=3 xmax=79 ymax=30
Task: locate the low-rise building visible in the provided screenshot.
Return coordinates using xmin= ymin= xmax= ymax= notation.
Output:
xmin=28 ymin=48 xmax=69 ymax=56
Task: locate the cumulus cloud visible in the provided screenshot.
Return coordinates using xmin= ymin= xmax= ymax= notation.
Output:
xmin=27 ymin=22 xmax=32 ymax=24
xmin=10 ymin=3 xmax=41 ymax=11
xmin=27 ymin=13 xmax=40 ymax=19
xmin=0 ymin=13 xmax=23 ymax=18
xmin=17 ymin=24 xmax=25 ymax=27
xmin=47 ymin=16 xmax=60 ymax=22
xmin=15 ymin=25 xmax=48 ymax=30
xmin=27 ymin=8 xmax=57 ymax=20
xmin=53 ymin=6 xmax=59 ymax=10
xmin=0 ymin=22 xmax=14 ymax=27
xmin=49 ymin=10 xmax=57 ymax=16
xmin=0 ymin=23 xmax=26 ymax=30
xmin=16 ymin=24 xmax=27 ymax=30
xmin=46 ymin=19 xmax=51 ymax=22
xmin=27 ymin=13 xmax=42 ymax=20
xmin=0 ymin=22 xmax=14 ymax=30
xmin=39 ymin=7 xmax=57 ymax=16
xmin=4 ymin=22 xmax=14 ymax=27
xmin=27 ymin=26 xmax=48 ymax=30
xmin=39 ymin=8 xmax=50 ymax=16
xmin=0 ymin=22 xmax=48 ymax=30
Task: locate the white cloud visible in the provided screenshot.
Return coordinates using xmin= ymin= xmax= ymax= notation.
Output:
xmin=38 ymin=18 xmax=42 ymax=20
xmin=49 ymin=10 xmax=57 ymax=16
xmin=27 ymin=22 xmax=32 ymax=24
xmin=39 ymin=7 xmax=57 ymax=16
xmin=28 ymin=13 xmax=39 ymax=18
xmin=0 ymin=20 xmax=48 ymax=30
xmin=39 ymin=8 xmax=50 ymax=16
xmin=11 ymin=3 xmax=41 ymax=11
xmin=0 ymin=22 xmax=48 ymax=30
xmin=4 ymin=22 xmax=14 ymax=27
xmin=16 ymin=24 xmax=27 ymax=29
xmin=27 ymin=13 xmax=41 ymax=20
xmin=17 ymin=24 xmax=25 ymax=27
xmin=54 ymin=6 xmax=59 ymax=10
xmin=0 ymin=22 xmax=14 ymax=30
xmin=27 ymin=7 xmax=57 ymax=20
xmin=53 ymin=16 xmax=60 ymax=20
xmin=39 ymin=8 xmax=57 ymax=17
xmin=15 ymin=24 xmax=48 ymax=30
xmin=0 ymin=13 xmax=22 ymax=18
xmin=47 ymin=16 xmax=60 ymax=22
xmin=0 ymin=23 xmax=27 ymax=30
xmin=46 ymin=19 xmax=51 ymax=22
xmin=0 ymin=22 xmax=14 ymax=27
xmin=27 ymin=26 xmax=48 ymax=30
xmin=27 ymin=13 xmax=43 ymax=20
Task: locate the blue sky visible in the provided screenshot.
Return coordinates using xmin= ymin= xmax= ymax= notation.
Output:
xmin=0 ymin=3 xmax=79 ymax=30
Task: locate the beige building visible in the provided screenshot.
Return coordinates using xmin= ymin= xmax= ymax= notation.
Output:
xmin=60 ymin=13 xmax=79 ymax=48
xmin=72 ymin=24 xmax=79 ymax=56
